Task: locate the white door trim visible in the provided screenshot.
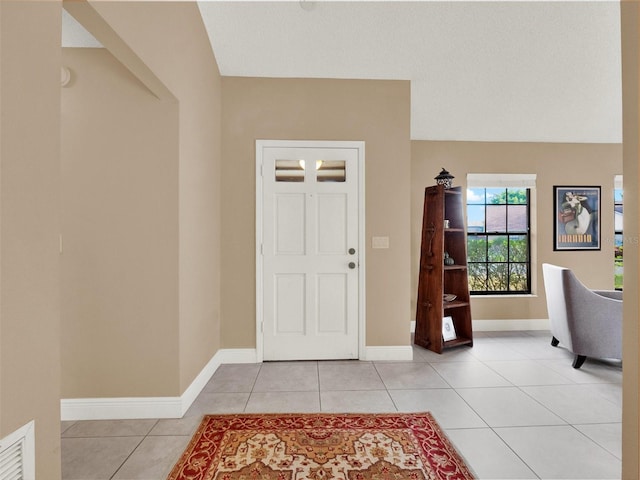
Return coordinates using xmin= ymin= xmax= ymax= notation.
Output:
xmin=256 ymin=140 xmax=365 ymax=362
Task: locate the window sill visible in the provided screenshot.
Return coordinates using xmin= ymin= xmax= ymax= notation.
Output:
xmin=471 ymin=294 xmax=538 ymax=299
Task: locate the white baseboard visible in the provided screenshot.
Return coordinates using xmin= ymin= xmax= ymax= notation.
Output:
xmin=179 ymin=350 xmax=224 ymax=417
xmin=218 ymin=348 xmax=258 ymax=364
xmin=61 ymin=348 xmax=260 ymax=421
xmin=60 ymin=396 xmax=183 ymax=421
xmin=410 ymin=319 xmax=549 ymax=333
xmin=472 ymin=318 xmax=549 ymax=331
xmin=362 ymin=346 xmax=413 ymax=361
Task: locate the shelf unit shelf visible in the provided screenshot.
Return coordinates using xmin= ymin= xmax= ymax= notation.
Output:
xmin=444 ymin=337 xmax=473 ymax=348
xmin=414 ymin=184 xmax=473 ymax=354
xmin=444 ymin=265 xmax=467 ymax=271
xmin=443 ymin=300 xmax=470 ymax=310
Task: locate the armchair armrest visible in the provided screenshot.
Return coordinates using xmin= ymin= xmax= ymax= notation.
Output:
xmin=593 ymin=290 xmax=623 ymax=301
xmin=566 ymin=284 xmax=622 ymax=360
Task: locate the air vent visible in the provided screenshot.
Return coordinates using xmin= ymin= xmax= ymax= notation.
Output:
xmin=0 ymin=421 xmax=34 ymax=480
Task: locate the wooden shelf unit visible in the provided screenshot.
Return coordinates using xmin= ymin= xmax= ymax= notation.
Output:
xmin=414 ymin=185 xmax=473 ymax=353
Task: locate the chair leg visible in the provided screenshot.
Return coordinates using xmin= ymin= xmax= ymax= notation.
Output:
xmin=551 ymin=336 xmax=559 ymax=347
xmin=572 ymin=355 xmax=587 ymax=369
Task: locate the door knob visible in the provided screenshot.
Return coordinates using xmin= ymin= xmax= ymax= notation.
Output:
xmin=348 ymin=262 xmax=356 ymax=269
xmin=348 ymin=248 xmax=356 ymax=255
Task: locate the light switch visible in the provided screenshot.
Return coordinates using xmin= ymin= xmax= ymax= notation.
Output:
xmin=372 ymin=236 xmax=389 ymax=249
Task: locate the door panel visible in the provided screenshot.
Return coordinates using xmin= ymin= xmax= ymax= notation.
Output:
xmin=275 ymin=194 xmax=306 ymax=254
xmin=317 ymin=194 xmax=347 ymax=254
xmin=260 ymin=144 xmax=360 ymax=360
xmin=274 ymin=274 xmax=305 ymax=334
xmin=317 ymin=273 xmax=347 ymax=334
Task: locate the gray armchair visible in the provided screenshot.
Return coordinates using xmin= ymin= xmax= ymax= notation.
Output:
xmin=542 ymin=263 xmax=622 ymax=369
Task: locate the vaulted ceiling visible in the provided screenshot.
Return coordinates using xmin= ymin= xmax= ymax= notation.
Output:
xmin=63 ymin=1 xmax=622 ymax=144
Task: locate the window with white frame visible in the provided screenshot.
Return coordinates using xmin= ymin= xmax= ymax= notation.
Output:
xmin=614 ymin=175 xmax=623 ymax=290
xmin=466 ymin=174 xmax=535 ymax=294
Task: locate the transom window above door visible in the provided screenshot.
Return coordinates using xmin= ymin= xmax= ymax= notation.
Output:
xmin=275 ymin=159 xmax=346 ymax=182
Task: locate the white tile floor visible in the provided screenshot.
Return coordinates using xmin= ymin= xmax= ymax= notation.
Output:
xmin=60 ymin=331 xmax=623 ymax=479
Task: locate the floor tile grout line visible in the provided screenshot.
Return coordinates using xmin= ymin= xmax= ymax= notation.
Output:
xmin=513 ymin=382 xmax=578 ymax=426
xmin=316 ymin=361 xmax=322 ymax=411
xmin=480 ymin=355 xmax=580 ymax=387
xmin=242 ymin=362 xmax=264 ymax=412
xmin=488 ymin=425 xmax=543 ymax=480
xmin=109 ymin=435 xmax=147 ymax=480
xmin=568 ymin=423 xmax=623 ymax=461
xmin=425 ymin=359 xmax=457 ymax=390
xmin=478 ymin=342 xmax=574 ymax=426
xmin=60 ymin=421 xmax=77 ymax=437
xmin=490 ymin=422 xmax=621 ymax=478
xmin=371 ymin=362 xmax=399 ymax=412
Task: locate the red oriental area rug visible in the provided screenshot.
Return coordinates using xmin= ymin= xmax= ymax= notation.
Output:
xmin=167 ymin=412 xmax=475 ymax=480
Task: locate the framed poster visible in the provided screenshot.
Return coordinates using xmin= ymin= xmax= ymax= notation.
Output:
xmin=554 ymin=186 xmax=600 ymax=251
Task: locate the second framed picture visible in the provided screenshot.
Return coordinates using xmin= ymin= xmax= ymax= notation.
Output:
xmin=553 ymin=186 xmax=600 ymax=251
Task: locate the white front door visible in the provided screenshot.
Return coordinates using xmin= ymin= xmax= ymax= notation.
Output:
xmin=257 ymin=141 xmax=363 ymax=361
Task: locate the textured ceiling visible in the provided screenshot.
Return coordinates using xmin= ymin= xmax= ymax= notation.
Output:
xmin=63 ymin=1 xmax=622 ymax=143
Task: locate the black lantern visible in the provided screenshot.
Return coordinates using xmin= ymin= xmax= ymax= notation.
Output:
xmin=435 ymin=168 xmax=454 ymax=189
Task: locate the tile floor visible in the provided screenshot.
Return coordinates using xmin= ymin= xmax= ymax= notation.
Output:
xmin=61 ymin=331 xmax=623 ymax=479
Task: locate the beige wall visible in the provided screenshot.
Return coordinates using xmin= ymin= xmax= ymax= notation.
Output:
xmin=411 ymin=141 xmax=622 ymax=323
xmin=63 ymin=1 xmax=222 ymax=395
xmin=61 ymin=48 xmax=180 ymax=397
xmin=0 ymin=1 xmax=62 ymax=477
xmin=621 ymin=2 xmax=640 ymax=477
xmin=221 ymin=77 xmax=411 ymax=348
